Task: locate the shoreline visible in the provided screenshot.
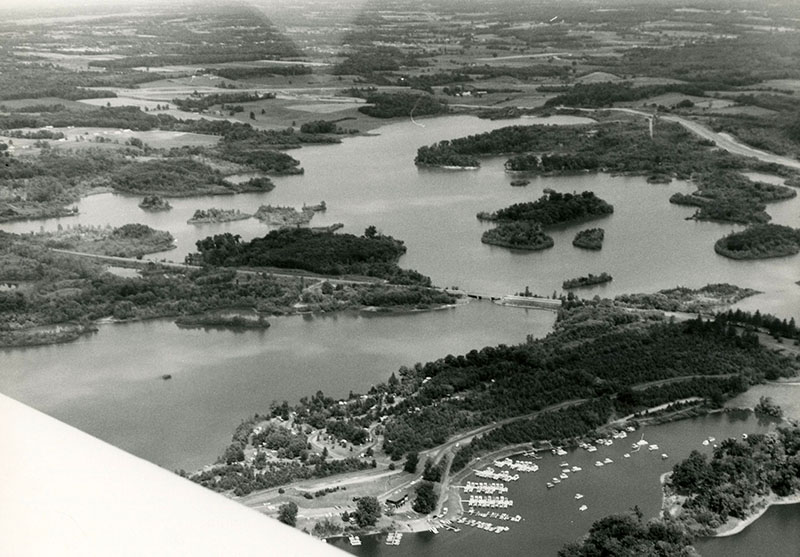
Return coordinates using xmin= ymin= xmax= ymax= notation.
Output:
xmin=713 ymin=493 xmax=800 ymax=537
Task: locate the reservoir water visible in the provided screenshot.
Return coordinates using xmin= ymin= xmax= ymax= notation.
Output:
xmin=2 ymin=114 xmax=800 ymax=554
xmin=0 ymin=301 xmax=555 ymax=471
xmin=3 ymin=115 xmax=799 ymax=319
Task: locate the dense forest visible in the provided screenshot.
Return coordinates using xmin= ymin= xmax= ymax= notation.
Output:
xmin=481 ymin=222 xmax=554 ymax=250
xmin=357 ymin=92 xmax=448 ymax=119
xmin=379 ymin=306 xmax=796 ymax=460
xmin=544 ymin=81 xmax=707 ymax=108
xmin=715 ymin=309 xmax=800 ymax=342
xmin=189 ymin=227 xmax=433 ymax=285
xmin=558 ymin=511 xmax=693 ymax=557
xmin=714 ymin=224 xmax=800 ymax=260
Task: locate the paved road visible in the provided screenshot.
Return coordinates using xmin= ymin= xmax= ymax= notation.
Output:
xmin=563 ymin=106 xmax=800 ymax=171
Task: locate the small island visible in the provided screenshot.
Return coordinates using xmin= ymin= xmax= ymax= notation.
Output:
xmin=187 ymin=208 xmax=252 ymax=224
xmin=175 ymin=313 xmax=271 ymax=330
xmin=573 ymin=228 xmax=604 ymax=250
xmin=254 ymin=202 xmax=327 ymax=228
xmin=562 ymin=272 xmax=612 ymax=289
xmin=714 ymin=223 xmax=800 ymax=260
xmin=478 ymin=191 xmax=614 ymax=225
xmin=138 ymin=195 xmax=172 ymax=212
xmin=481 ymin=222 xmax=554 ymax=250
xmin=254 ymin=205 xmax=316 ymax=227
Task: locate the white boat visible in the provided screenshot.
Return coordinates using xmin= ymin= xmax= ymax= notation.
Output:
xmin=552 ymin=478 xmax=561 ymax=484
xmin=571 ymin=466 xmax=582 ymax=472
xmin=560 ymin=462 xmax=570 ymax=468
xmin=349 ymin=535 xmax=362 ymax=546
xmin=546 ymin=482 xmax=555 ymax=489
xmin=586 ymin=445 xmax=597 ymax=452
xmin=594 ymin=461 xmax=604 ymax=467
xmin=648 ymin=444 xmax=659 ymax=451
xmin=742 ymin=433 xmax=748 ymax=439
xmin=556 ymin=448 xmax=567 ymax=456
xmin=708 ymin=437 xmax=716 ymax=443
xmin=574 ymin=493 xmax=584 ymax=500
xmin=702 ymin=439 xmax=709 ymax=446
xmin=603 ymin=457 xmax=613 ymax=464
xmin=559 ymin=472 xmax=568 ymax=479
xmin=579 ymin=504 xmax=588 ymax=511
xmin=661 ymin=453 xmax=669 ymax=460
xmin=623 ymin=453 xmax=631 ymax=458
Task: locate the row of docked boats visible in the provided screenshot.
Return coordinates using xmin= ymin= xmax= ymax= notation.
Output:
xmin=385 ymin=532 xmax=403 ymax=545
xmin=468 ymin=510 xmax=523 ymax=522
xmin=466 ymin=495 xmax=514 ymax=508
xmin=454 ymin=517 xmax=511 ymax=534
xmin=463 ymin=481 xmax=508 ymax=494
xmin=493 ymin=457 xmax=539 ymax=472
xmin=474 ymin=467 xmax=520 ymax=482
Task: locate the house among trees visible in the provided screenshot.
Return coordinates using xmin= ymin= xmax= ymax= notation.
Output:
xmin=385 ymin=493 xmax=408 ymax=508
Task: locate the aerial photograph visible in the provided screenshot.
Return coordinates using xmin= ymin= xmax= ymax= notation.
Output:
xmin=2 ymin=0 xmax=800 ymax=555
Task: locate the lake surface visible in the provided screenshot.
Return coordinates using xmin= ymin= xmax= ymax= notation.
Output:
xmin=0 ymin=301 xmax=554 ymax=471
xmin=4 ymin=115 xmax=799 ymax=319
xmin=2 ymin=114 xmax=800 ymax=554
xmin=330 ymin=412 xmax=786 ymax=557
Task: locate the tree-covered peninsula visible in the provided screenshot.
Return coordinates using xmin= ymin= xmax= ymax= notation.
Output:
xmin=415 ymin=120 xmax=797 ymax=225
xmin=664 ymin=424 xmax=800 ymax=536
xmin=481 ymin=222 xmax=554 ymax=251
xmin=714 ymin=223 xmax=800 ymax=260
xmin=188 ymin=227 xmax=433 ymax=285
xmin=31 ymin=223 xmax=174 ymax=258
xmin=195 ymin=303 xmax=798 ymax=500
xmin=572 ymin=228 xmax=604 ymax=250
xmin=0 ymin=231 xmax=454 ymax=347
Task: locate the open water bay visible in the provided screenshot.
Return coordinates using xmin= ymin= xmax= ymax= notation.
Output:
xmin=0 ymin=301 xmax=554 ymax=471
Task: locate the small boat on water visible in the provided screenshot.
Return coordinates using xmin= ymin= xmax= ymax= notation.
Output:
xmin=349 ymin=535 xmax=362 ymax=546
xmin=708 ymin=437 xmax=716 ymax=443
xmin=586 ymin=445 xmax=598 ymax=453
xmin=552 ymin=478 xmax=561 ymax=484
xmin=648 ymin=444 xmax=659 ymax=451
xmin=574 ymin=493 xmax=584 ymax=500
xmin=661 ymin=453 xmax=669 ymax=460
xmin=603 ymin=457 xmax=613 ymax=464
xmin=579 ymin=505 xmax=588 ymax=511
xmin=571 ymin=466 xmax=582 ymax=472
xmin=546 ymin=482 xmax=555 ymax=489
xmin=623 ymin=453 xmax=631 ymax=458
xmin=594 ymin=461 xmax=604 ymax=467
xmin=742 ymin=433 xmax=748 ymax=439
xmin=702 ymin=439 xmax=709 ymax=446
xmin=560 ymin=462 xmax=570 ymax=468
xmin=559 ymin=472 xmax=568 ymax=480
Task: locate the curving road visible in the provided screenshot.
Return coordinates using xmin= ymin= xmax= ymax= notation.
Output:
xmin=561 ymin=106 xmax=800 ymax=171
